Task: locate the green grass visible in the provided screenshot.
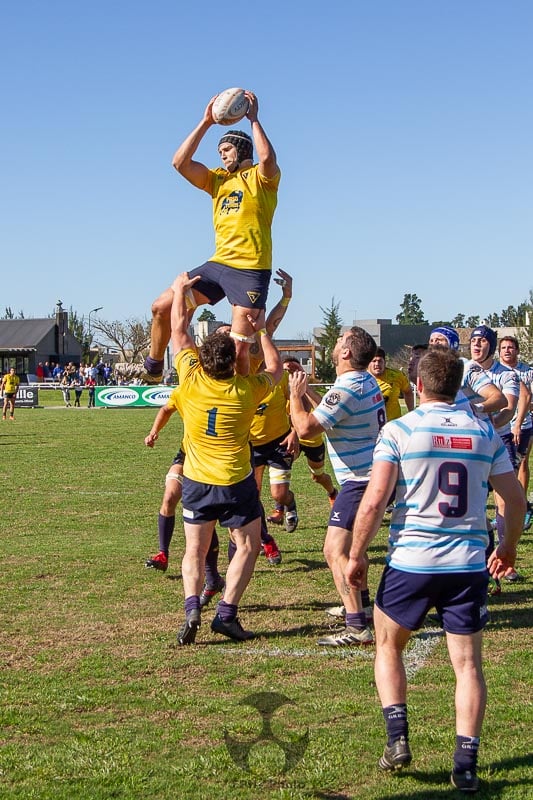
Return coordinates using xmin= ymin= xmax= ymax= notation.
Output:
xmin=1 ymin=407 xmax=532 ymax=799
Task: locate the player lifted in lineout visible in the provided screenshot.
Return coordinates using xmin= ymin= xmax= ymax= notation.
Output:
xmin=143 ymin=90 xmax=280 ymax=380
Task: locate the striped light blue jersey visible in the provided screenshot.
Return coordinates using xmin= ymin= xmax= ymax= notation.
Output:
xmin=374 ymin=401 xmax=513 ymax=574
xmin=313 ymin=371 xmax=385 ymax=484
xmin=483 ymin=361 xmax=520 ymax=437
xmin=510 ymin=360 xmax=533 ymax=431
xmin=454 ymin=359 xmax=494 ymax=414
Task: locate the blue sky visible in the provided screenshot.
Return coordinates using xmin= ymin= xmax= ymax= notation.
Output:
xmin=2 ymin=1 xmax=532 ymax=339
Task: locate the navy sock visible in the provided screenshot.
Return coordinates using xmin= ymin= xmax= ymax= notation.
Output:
xmin=204 ymin=530 xmax=220 ymax=586
xmin=184 ymin=595 xmax=200 ymax=616
xmin=158 ymin=513 xmax=175 ymax=555
xmin=453 ymin=735 xmax=480 ymax=773
xmin=383 ymin=704 xmax=408 ymax=746
xmin=217 ymin=600 xmax=238 ymax=622
xmin=144 ymin=356 xmax=164 ymax=374
xmin=346 ymin=612 xmax=367 ymax=630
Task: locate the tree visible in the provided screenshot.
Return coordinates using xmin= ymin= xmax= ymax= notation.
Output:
xmin=465 ymin=315 xmax=480 ymax=328
xmin=197 ymin=309 xmax=216 ymax=322
xmin=2 ymin=306 xmax=24 ymax=319
xmin=67 ymin=306 xmax=89 ymax=346
xmin=450 ymin=313 xmax=465 ymax=328
xmin=396 ymin=293 xmax=428 ymax=325
xmin=90 ymin=317 xmax=151 ymax=363
xmin=314 ymin=298 xmax=342 ymax=383
xmin=500 ymin=304 xmax=526 ymax=327
xmin=484 ymin=312 xmax=500 ymax=327
xmin=516 ymin=290 xmax=533 ymax=362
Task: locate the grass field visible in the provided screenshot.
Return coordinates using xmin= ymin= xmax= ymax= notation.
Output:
xmin=1 ymin=399 xmax=532 ymax=799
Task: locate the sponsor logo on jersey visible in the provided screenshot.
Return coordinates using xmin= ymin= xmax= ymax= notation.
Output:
xmin=432 ymin=434 xmax=473 ymax=450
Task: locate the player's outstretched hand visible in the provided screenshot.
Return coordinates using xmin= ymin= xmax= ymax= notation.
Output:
xmin=203 ymin=96 xmax=218 ymax=125
xmin=274 ymin=268 xmax=293 ymax=297
xmin=289 ymin=370 xmax=308 ymax=397
xmin=244 ymin=91 xmax=258 ymax=122
xmin=171 ymin=272 xmax=202 ymax=294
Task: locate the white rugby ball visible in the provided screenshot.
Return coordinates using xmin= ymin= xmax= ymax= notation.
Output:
xmin=212 ymin=88 xmax=249 ymax=126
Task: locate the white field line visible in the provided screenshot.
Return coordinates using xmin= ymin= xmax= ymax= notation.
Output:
xmin=222 ymin=627 xmax=444 ymax=680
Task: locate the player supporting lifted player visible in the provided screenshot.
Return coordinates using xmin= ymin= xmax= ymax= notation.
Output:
xmin=143 ymin=90 xmax=280 ymax=381
xmin=170 ymin=272 xmax=282 ymax=644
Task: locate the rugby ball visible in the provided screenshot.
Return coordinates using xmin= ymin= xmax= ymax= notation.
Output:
xmin=212 ymin=88 xmax=249 ymax=126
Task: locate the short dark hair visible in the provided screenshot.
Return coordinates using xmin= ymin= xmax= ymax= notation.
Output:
xmin=374 ymin=347 xmax=386 ymax=360
xmin=345 ymin=326 xmax=378 ymax=370
xmin=417 ymin=346 xmax=464 ymax=401
xmin=199 ymin=332 xmax=236 ymax=379
xmin=282 ymin=356 xmax=300 ymax=365
xmin=499 ymin=335 xmax=519 ymax=352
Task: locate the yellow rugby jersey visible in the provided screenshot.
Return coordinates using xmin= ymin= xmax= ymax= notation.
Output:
xmin=175 ymin=349 xmax=273 ymax=485
xmin=2 ymin=373 xmax=20 ymax=393
xmin=206 ymin=164 xmax=280 ymax=271
xmin=374 ymin=367 xmax=410 ymax=421
xmin=249 ymin=370 xmax=290 ymax=445
xmin=167 ymin=385 xmax=180 ymax=412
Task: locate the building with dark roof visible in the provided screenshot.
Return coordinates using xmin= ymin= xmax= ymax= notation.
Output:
xmin=0 ymin=305 xmax=82 ymax=381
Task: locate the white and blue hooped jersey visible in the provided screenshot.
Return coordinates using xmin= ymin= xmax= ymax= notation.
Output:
xmin=374 ymin=401 xmax=513 ymax=574
xmin=510 ymin=360 xmax=533 ymax=431
xmin=313 ymin=371 xmax=385 ymax=484
xmin=454 ymin=359 xmax=494 ymax=414
xmin=483 ymin=361 xmax=520 ymax=437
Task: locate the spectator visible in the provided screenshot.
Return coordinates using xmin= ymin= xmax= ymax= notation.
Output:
xmin=72 ymin=377 xmax=84 ymax=407
xmin=60 ymin=373 xmax=72 ymax=407
xmin=86 ymin=375 xmax=96 ymax=408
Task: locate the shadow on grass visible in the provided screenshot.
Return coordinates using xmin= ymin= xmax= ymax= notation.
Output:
xmin=242 ymin=599 xmax=344 ymax=615
xmin=310 ymin=750 xmax=532 ymax=798
xmin=488 ymin=590 xmax=532 ymax=630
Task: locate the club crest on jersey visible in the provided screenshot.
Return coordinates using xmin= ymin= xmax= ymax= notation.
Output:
xmin=324 ymin=392 xmax=341 ymax=408
xmin=189 ymin=356 xmax=199 ymax=367
xmin=221 ymin=190 xmax=243 ymax=215
xmin=247 ymin=291 xmax=261 ymax=304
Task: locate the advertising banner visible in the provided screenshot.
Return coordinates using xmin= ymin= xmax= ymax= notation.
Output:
xmin=14 ymin=386 xmax=39 ymax=408
xmin=95 ymin=385 xmax=174 ymax=408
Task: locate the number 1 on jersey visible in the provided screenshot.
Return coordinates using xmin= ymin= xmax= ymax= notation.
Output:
xmin=205 ymin=407 xmax=218 ymax=437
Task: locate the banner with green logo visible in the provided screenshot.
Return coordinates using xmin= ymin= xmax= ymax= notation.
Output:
xmin=95 ymin=386 xmax=174 ymax=408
